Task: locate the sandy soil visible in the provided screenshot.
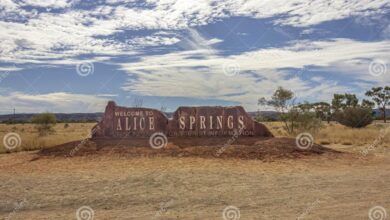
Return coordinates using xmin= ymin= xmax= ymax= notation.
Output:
xmin=0 ymin=143 xmax=389 ymax=220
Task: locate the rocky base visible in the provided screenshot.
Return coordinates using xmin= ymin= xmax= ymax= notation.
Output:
xmin=38 ymin=137 xmax=341 ymax=161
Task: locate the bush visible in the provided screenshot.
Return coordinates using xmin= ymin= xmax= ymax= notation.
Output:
xmin=64 ymin=123 xmax=69 ymax=129
xmin=31 ymin=112 xmax=57 ymax=136
xmin=281 ymin=109 xmax=323 ymax=135
xmin=334 ymin=107 xmax=373 ymax=128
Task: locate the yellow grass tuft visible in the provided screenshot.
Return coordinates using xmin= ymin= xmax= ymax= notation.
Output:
xmin=0 ymin=122 xmax=389 ymax=154
xmin=0 ymin=123 xmax=96 ymax=153
xmin=265 ymin=121 xmax=390 ymax=147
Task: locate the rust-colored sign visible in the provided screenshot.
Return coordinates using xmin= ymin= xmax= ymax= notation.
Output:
xmin=167 ymin=106 xmax=273 ymax=137
xmin=92 ymin=101 xmax=168 ymax=138
xmin=92 ymin=101 xmax=273 ymax=138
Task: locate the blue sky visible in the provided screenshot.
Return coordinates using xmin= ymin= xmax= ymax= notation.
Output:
xmin=0 ymin=0 xmax=389 ymax=114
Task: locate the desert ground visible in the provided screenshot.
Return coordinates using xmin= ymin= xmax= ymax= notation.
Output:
xmin=0 ymin=122 xmax=389 ymax=219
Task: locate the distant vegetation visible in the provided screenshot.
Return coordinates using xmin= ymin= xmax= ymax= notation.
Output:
xmin=0 ymin=123 xmax=95 ymax=153
xmin=31 ymin=112 xmax=57 ymax=136
xmin=365 ymin=86 xmax=390 ymax=123
xmin=331 ymin=93 xmax=374 ymax=128
xmin=334 ymin=107 xmax=373 ymax=128
xmin=0 ymin=113 xmax=101 ymax=124
xmin=258 ymin=86 xmax=389 ymax=131
xmin=259 ymin=87 xmax=322 ymax=135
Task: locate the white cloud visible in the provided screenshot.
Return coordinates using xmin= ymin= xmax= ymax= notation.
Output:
xmin=0 ymin=92 xmax=109 ymax=113
xmin=0 ymin=0 xmax=389 ymax=111
xmin=18 ymin=0 xmax=73 ymax=9
xmin=120 ymin=34 xmax=390 ymax=110
xmin=121 ymin=38 xmax=390 ymax=78
xmin=0 ymin=0 xmax=388 ymax=68
xmin=127 ymin=35 xmax=180 ymax=47
xmin=0 ymin=65 xmax=22 ymax=72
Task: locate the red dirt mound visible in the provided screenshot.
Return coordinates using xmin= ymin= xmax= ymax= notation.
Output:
xmin=37 ymin=137 xmax=341 ymax=160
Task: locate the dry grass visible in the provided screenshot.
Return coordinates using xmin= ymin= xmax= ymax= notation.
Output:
xmin=0 ymin=152 xmax=389 ymax=219
xmin=0 ymin=123 xmax=96 ymax=153
xmin=1 ymin=121 xmax=389 ymax=154
xmin=265 ymin=121 xmax=390 ymax=147
xmin=0 ymin=123 xmax=389 ymax=219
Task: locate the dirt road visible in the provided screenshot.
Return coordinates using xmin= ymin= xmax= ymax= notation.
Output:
xmin=0 ymin=146 xmax=389 ymax=219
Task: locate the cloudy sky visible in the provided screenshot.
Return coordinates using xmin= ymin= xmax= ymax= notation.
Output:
xmin=0 ymin=0 xmax=389 ymax=114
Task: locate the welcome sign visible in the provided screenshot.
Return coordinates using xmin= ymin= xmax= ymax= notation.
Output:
xmin=92 ymin=101 xmax=273 ymax=138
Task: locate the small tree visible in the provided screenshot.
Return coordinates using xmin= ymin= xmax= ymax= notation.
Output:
xmin=280 ymin=107 xmax=322 ymax=134
xmin=331 ymin=94 xmax=345 ymax=113
xmin=259 ymin=87 xmax=294 ymax=113
xmin=297 ymin=102 xmax=313 ymax=112
xmin=259 ymin=87 xmax=322 ymax=134
xmin=331 ymin=93 xmax=359 ymax=112
xmin=362 ymin=99 xmax=375 ymax=109
xmin=31 ymin=112 xmax=57 ymax=136
xmin=344 ymin=93 xmax=359 ymax=108
xmin=365 ymin=86 xmax=390 ymax=123
xmin=312 ymin=102 xmax=332 ymax=123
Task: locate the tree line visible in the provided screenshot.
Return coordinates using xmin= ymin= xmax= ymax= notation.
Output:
xmin=258 ymin=86 xmax=390 ymax=134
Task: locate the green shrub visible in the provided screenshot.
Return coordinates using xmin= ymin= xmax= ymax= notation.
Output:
xmin=281 ymin=109 xmax=323 ymax=135
xmin=334 ymin=107 xmax=373 ymax=128
xmin=31 ymin=112 xmax=57 ymax=136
